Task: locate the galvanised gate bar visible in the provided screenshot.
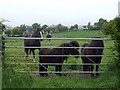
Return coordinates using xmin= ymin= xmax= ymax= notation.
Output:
xmin=3 ymin=37 xmax=117 ymax=74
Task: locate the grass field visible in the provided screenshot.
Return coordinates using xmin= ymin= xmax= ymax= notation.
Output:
xmin=2 ymin=30 xmax=119 ymax=88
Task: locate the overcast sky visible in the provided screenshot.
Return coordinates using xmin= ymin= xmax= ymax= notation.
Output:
xmin=0 ymin=0 xmax=120 ymax=27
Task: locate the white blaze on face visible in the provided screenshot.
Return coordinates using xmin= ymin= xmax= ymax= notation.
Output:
xmin=40 ymin=31 xmax=43 ymax=38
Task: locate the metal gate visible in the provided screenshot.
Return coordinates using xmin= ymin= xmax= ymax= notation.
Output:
xmin=2 ymin=37 xmax=117 ymax=74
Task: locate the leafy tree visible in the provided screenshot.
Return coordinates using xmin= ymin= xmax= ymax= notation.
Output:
xmin=19 ymin=24 xmax=27 ymax=36
xmin=5 ymin=30 xmax=12 ymax=36
xmin=74 ymin=24 xmax=78 ymax=30
xmin=70 ymin=24 xmax=78 ymax=31
xmin=55 ymin=24 xmax=64 ymax=32
xmin=63 ymin=26 xmax=69 ymax=32
xmin=87 ymin=22 xmax=91 ymax=30
xmin=83 ymin=25 xmax=88 ymax=30
xmin=24 ymin=25 xmax=33 ymax=35
xmin=12 ymin=27 xmax=20 ymax=36
xmin=32 ymin=23 xmax=41 ymax=30
xmin=102 ymin=17 xmax=120 ymax=52
xmin=42 ymin=24 xmax=48 ymax=32
xmin=94 ymin=18 xmax=108 ymax=30
xmin=47 ymin=26 xmax=55 ymax=33
xmin=70 ymin=26 xmax=74 ymax=31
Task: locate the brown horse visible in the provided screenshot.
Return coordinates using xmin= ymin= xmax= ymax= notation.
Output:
xmin=24 ymin=28 xmax=43 ymax=59
xmin=81 ymin=39 xmax=104 ymax=77
xmin=46 ymin=30 xmax=52 ymax=45
xmin=39 ymin=41 xmax=80 ymax=76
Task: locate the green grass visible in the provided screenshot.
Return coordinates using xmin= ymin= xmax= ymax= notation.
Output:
xmin=3 ymin=30 xmax=119 ymax=88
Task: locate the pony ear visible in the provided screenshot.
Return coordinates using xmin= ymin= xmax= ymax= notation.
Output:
xmin=69 ymin=41 xmax=79 ymax=50
xmin=69 ymin=41 xmax=79 ymax=47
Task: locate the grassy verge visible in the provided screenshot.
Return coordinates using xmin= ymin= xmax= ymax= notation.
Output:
xmin=2 ymin=65 xmax=119 ymax=88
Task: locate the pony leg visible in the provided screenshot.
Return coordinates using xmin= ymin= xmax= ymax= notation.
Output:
xmin=39 ymin=64 xmax=45 ymax=76
xmin=96 ymin=65 xmax=99 ymax=76
xmin=49 ymin=40 xmax=51 ymax=45
xmin=83 ymin=65 xmax=86 ymax=71
xmin=55 ymin=66 xmax=59 ymax=76
xmin=44 ymin=65 xmax=48 ymax=76
xmin=58 ymin=65 xmax=62 ymax=76
xmin=24 ymin=48 xmax=28 ymax=60
xmin=55 ymin=65 xmax=62 ymax=76
xmin=30 ymin=49 xmax=32 ymax=54
xmin=83 ymin=65 xmax=89 ymax=71
xmin=90 ymin=65 xmax=94 ymax=77
xmin=83 ymin=65 xmax=89 ymax=75
xmin=32 ymin=50 xmax=35 ymax=58
xmin=49 ymin=41 xmax=50 ymax=45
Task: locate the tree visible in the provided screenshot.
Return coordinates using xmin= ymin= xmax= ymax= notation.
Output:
xmin=102 ymin=17 xmax=120 ymax=52
xmin=83 ymin=25 xmax=88 ymax=30
xmin=74 ymin=24 xmax=78 ymax=30
xmin=32 ymin=23 xmax=41 ymax=30
xmin=94 ymin=18 xmax=108 ymax=30
xmin=19 ymin=24 xmax=27 ymax=36
xmin=55 ymin=24 xmax=64 ymax=32
xmin=87 ymin=22 xmax=92 ymax=30
xmin=12 ymin=27 xmax=20 ymax=36
xmin=70 ymin=26 xmax=74 ymax=31
xmin=70 ymin=24 xmax=78 ymax=31
xmin=42 ymin=24 xmax=48 ymax=32
xmin=63 ymin=26 xmax=69 ymax=32
xmin=47 ymin=26 xmax=55 ymax=33
xmin=24 ymin=25 xmax=33 ymax=35
xmin=5 ymin=30 xmax=12 ymax=36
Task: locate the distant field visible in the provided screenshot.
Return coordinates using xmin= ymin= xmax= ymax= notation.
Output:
xmin=3 ymin=30 xmax=118 ymax=88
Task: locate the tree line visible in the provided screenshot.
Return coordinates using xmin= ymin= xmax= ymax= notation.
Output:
xmin=1 ymin=18 xmax=108 ymax=37
xmin=4 ymin=23 xmax=79 ymax=37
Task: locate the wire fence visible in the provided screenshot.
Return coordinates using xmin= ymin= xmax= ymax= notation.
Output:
xmin=3 ymin=37 xmax=117 ymax=74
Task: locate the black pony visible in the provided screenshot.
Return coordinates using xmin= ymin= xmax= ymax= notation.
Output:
xmin=81 ymin=39 xmax=104 ymax=77
xmin=39 ymin=41 xmax=80 ymax=76
xmin=24 ymin=28 xmax=43 ymax=59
